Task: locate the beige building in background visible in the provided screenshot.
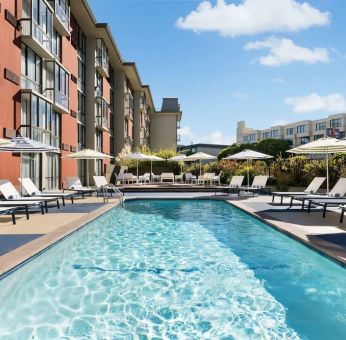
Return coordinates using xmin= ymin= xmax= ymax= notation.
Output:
xmin=237 ymin=113 xmax=346 ymax=147
xmin=150 ymin=98 xmax=182 ymax=151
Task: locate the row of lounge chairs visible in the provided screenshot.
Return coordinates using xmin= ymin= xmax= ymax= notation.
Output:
xmin=116 ymin=172 xmax=222 ymax=185
xmin=272 ymin=177 xmax=346 ymax=223
xmin=0 ymin=176 xmax=121 ymax=224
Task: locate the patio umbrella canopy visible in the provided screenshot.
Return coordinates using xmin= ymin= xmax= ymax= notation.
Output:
xmin=0 ymin=136 xmax=59 ymax=194
xmin=64 ymin=149 xmax=113 ymax=187
xmin=185 ymin=152 xmax=217 ymax=176
xmin=0 ymin=138 xmax=11 ymax=146
xmin=124 ymin=152 xmax=150 ymax=181
xmin=168 ymin=154 xmax=187 ymax=174
xmin=288 ymin=138 xmax=346 ymax=193
xmin=223 ymin=149 xmax=273 ymax=188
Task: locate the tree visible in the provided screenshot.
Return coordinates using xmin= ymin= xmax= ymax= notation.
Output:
xmin=218 ymin=139 xmax=291 ymax=160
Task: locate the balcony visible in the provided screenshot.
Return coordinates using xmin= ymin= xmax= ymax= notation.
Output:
xmin=95 ymin=39 xmax=109 ymax=78
xmin=44 ymin=60 xmax=70 ymax=113
xmin=124 ymin=93 xmax=133 ymax=120
xmin=21 ymin=18 xmax=53 ymax=58
xmin=48 ymin=0 xmax=70 ymax=36
xmin=96 ymin=98 xmax=109 ymax=131
xmin=21 ymin=75 xmax=41 ymax=94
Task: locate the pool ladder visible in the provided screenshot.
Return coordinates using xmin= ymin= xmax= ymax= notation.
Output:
xmin=101 ymin=184 xmax=124 ymax=206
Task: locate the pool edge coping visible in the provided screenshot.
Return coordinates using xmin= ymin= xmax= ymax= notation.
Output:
xmin=0 ymin=202 xmax=119 ymax=279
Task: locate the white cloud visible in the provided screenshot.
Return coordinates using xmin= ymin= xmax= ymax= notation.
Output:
xmin=179 ymin=126 xmax=234 ymax=145
xmin=232 ymin=91 xmax=250 ymax=99
xmin=272 ymin=119 xmax=288 ymax=126
xmin=176 ymin=0 xmax=329 ymax=37
xmin=285 ymin=93 xmax=346 ymax=113
xmin=271 ymin=77 xmax=285 ymax=83
xmin=245 ymin=37 xmax=329 ymax=66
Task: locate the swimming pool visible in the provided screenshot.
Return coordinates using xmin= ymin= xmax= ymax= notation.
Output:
xmin=0 ymin=199 xmax=345 ymax=339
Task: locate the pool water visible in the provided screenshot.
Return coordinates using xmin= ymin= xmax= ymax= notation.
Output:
xmin=0 ymin=200 xmax=345 ymax=339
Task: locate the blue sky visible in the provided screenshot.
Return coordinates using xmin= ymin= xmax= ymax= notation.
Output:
xmin=88 ymin=0 xmax=346 ymax=145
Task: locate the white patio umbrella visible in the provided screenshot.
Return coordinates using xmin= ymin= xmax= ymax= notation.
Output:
xmin=288 ymin=138 xmax=346 ymax=193
xmin=64 ymin=149 xmax=114 ymax=187
xmin=124 ymin=152 xmax=149 ymax=182
xmin=146 ymin=155 xmax=164 ymax=181
xmin=223 ymin=149 xmax=273 ymax=188
xmin=185 ymin=152 xmax=217 ymax=176
xmin=168 ymin=154 xmax=187 ymax=174
xmin=0 ymin=136 xmax=59 ymax=195
xmin=0 ymin=138 xmax=11 ymax=146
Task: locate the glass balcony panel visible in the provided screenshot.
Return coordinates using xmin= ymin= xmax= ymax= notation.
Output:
xmin=95 ymin=39 xmax=109 ymax=77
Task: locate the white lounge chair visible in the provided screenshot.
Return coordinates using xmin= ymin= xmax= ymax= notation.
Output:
xmin=175 ymin=173 xmax=184 ymax=182
xmin=212 ymin=172 xmax=222 ymax=186
xmin=0 ymin=180 xmax=60 ymax=211
xmin=161 ymin=173 xmax=175 ymax=183
xmin=0 ymin=201 xmax=44 ymax=219
xmin=0 ymin=207 xmax=16 ymax=224
xmin=197 ymin=173 xmax=215 ymax=186
xmin=185 ymin=173 xmax=197 ymax=184
xmin=138 ymin=173 xmax=151 ymax=184
xmin=272 ymin=177 xmax=326 ymax=204
xmin=93 ymin=176 xmax=124 ymax=199
xmin=215 ymin=175 xmax=244 ymax=194
xmin=65 ymin=177 xmax=95 ymax=196
xmin=237 ymin=176 xmax=270 ymax=195
xmin=290 ymin=178 xmax=346 ymax=210
xmin=19 ymin=178 xmax=75 ymax=206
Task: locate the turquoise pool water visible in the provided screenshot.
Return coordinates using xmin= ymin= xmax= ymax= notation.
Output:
xmin=0 ymin=200 xmax=345 ymax=339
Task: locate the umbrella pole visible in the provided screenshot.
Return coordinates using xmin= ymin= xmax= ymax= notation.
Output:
xmin=326 ymin=151 xmax=329 ymax=194
xmin=199 ymin=160 xmax=202 ymax=177
xmin=247 ymin=158 xmax=250 ymax=188
xmin=87 ymin=159 xmax=89 ymax=188
xmin=137 ymin=161 xmax=139 ymax=184
xmin=151 ymin=160 xmax=153 ymax=183
xmin=20 ymin=151 xmax=23 ymax=196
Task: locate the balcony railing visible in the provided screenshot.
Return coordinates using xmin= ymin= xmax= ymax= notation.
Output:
xmin=96 ymin=39 xmax=109 ymax=77
xmin=124 ymin=136 xmax=134 ymax=145
xmin=96 ymin=98 xmax=109 ymax=130
xmin=21 ymin=75 xmax=41 ymax=93
xmin=48 ymin=0 xmax=70 ymax=35
xmin=20 ymin=125 xmax=60 ymax=148
xmin=21 ymin=18 xmax=52 ymax=57
xmin=55 ymin=89 xmax=69 ymax=112
xmin=124 ymin=93 xmax=134 ymax=119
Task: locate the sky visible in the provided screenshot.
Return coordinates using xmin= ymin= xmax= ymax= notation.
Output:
xmin=88 ymin=0 xmax=346 ymax=146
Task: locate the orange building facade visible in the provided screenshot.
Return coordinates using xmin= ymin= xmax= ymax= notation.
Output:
xmin=0 ymin=0 xmax=182 ymax=190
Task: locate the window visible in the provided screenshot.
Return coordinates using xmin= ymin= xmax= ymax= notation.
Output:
xmin=52 ymin=29 xmax=61 ymax=60
xmin=21 ymin=43 xmax=42 ymax=92
xmin=249 ymin=133 xmax=257 ymax=141
xmin=77 ymin=91 xmax=85 ymax=124
xmin=21 ymin=92 xmax=59 ymax=147
xmin=286 ymin=128 xmax=294 ymax=135
xmin=77 ymin=123 xmax=85 ymax=150
xmin=297 ymin=125 xmax=306 ymax=133
xmin=300 ymin=136 xmax=310 ymax=145
xmin=96 ymin=130 xmax=102 ymax=152
xmin=314 ymin=134 xmax=324 ymax=141
xmin=271 ymin=130 xmax=278 ymax=137
xmin=331 ymin=118 xmax=342 ymax=128
xmin=95 ymin=71 xmax=103 ymax=95
xmin=315 ymin=122 xmax=326 ymax=131
xmin=77 ymin=26 xmax=86 ymax=61
xmin=22 ymin=153 xmax=41 ymax=189
xmin=262 ymin=132 xmax=270 ymax=139
xmin=45 ymin=153 xmax=60 ymax=190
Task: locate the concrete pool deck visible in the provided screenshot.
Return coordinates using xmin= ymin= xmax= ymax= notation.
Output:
xmin=0 ymin=192 xmax=345 ymax=277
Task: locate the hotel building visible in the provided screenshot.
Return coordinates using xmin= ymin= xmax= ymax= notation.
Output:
xmin=0 ymin=0 xmax=182 ymax=189
xmin=237 ymin=113 xmax=346 ymax=147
